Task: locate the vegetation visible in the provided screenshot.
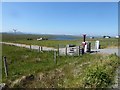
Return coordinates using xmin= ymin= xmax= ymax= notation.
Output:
xmin=2 ymin=44 xmax=119 ymax=88
xmin=82 ymin=54 xmax=119 ymax=88
xmin=1 ymin=33 xmax=119 ymax=49
xmin=2 ymin=33 xmax=55 ymax=41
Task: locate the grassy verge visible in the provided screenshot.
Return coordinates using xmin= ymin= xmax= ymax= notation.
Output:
xmin=2 ymin=44 xmax=119 ymax=88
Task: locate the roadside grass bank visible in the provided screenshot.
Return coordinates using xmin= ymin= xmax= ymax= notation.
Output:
xmin=2 ymin=44 xmax=119 ymax=88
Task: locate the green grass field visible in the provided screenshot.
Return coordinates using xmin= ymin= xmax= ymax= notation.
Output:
xmin=2 ymin=33 xmax=119 ymax=49
xmin=1 ymin=44 xmax=119 ymax=88
xmin=1 ymin=33 xmax=119 ymax=88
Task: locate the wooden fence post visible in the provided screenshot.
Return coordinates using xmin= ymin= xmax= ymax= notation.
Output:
xmin=30 ymin=45 xmax=31 ymax=49
xmin=80 ymin=48 xmax=84 ymax=56
xmin=65 ymin=47 xmax=67 ymax=56
xmin=3 ymin=56 xmax=8 ymax=77
xmin=54 ymin=51 xmax=57 ymax=64
xmin=82 ymin=48 xmax=84 ymax=55
xmin=41 ymin=46 xmax=43 ymax=51
xmin=78 ymin=46 xmax=80 ymax=56
xmin=58 ymin=45 xmax=59 ymax=56
xmin=38 ymin=46 xmax=40 ymax=52
xmin=88 ymin=42 xmax=91 ymax=53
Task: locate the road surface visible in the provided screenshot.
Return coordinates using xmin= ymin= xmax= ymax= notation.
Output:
xmin=92 ymin=48 xmax=119 ymax=56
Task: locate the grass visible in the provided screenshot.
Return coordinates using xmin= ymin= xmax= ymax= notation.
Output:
xmin=2 ymin=33 xmax=119 ymax=49
xmin=2 ymin=44 xmax=119 ymax=88
xmin=82 ymin=54 xmax=119 ymax=88
xmin=2 ymin=44 xmax=55 ymax=82
xmin=2 ymin=33 xmax=55 ymax=42
xmin=1 ymin=33 xmax=119 ymax=87
xmin=2 ymin=44 xmax=85 ymax=85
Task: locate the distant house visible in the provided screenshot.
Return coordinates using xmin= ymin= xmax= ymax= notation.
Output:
xmin=115 ymin=35 xmax=120 ymax=38
xmin=37 ymin=37 xmax=48 ymax=41
xmin=90 ymin=37 xmax=94 ymax=39
xmin=103 ymin=36 xmax=111 ymax=38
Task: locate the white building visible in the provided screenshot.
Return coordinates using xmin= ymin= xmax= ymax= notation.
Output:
xmin=115 ymin=35 xmax=120 ymax=38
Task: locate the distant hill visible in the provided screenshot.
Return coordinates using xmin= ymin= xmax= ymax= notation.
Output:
xmin=2 ymin=31 xmax=24 ymax=35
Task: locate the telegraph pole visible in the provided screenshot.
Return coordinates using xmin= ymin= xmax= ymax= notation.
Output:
xmin=13 ymin=29 xmax=17 ymax=34
xmin=13 ymin=29 xmax=17 ymax=42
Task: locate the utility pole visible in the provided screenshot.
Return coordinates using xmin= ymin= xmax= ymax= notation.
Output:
xmin=13 ymin=29 xmax=17 ymax=42
xmin=13 ymin=29 xmax=17 ymax=34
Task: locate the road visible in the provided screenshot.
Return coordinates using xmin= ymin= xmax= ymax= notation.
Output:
xmin=92 ymin=48 xmax=119 ymax=56
xmin=1 ymin=42 xmax=119 ymax=56
xmin=0 ymin=42 xmax=57 ymax=51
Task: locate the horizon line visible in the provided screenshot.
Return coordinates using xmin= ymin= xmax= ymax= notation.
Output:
xmin=1 ymin=31 xmax=118 ymax=36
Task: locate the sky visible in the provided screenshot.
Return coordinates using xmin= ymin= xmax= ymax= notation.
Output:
xmin=2 ymin=2 xmax=118 ymax=36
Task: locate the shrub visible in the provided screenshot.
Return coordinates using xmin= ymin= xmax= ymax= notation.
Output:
xmin=82 ymin=65 xmax=113 ymax=88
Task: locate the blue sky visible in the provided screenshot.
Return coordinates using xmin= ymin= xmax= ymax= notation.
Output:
xmin=2 ymin=2 xmax=118 ymax=36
